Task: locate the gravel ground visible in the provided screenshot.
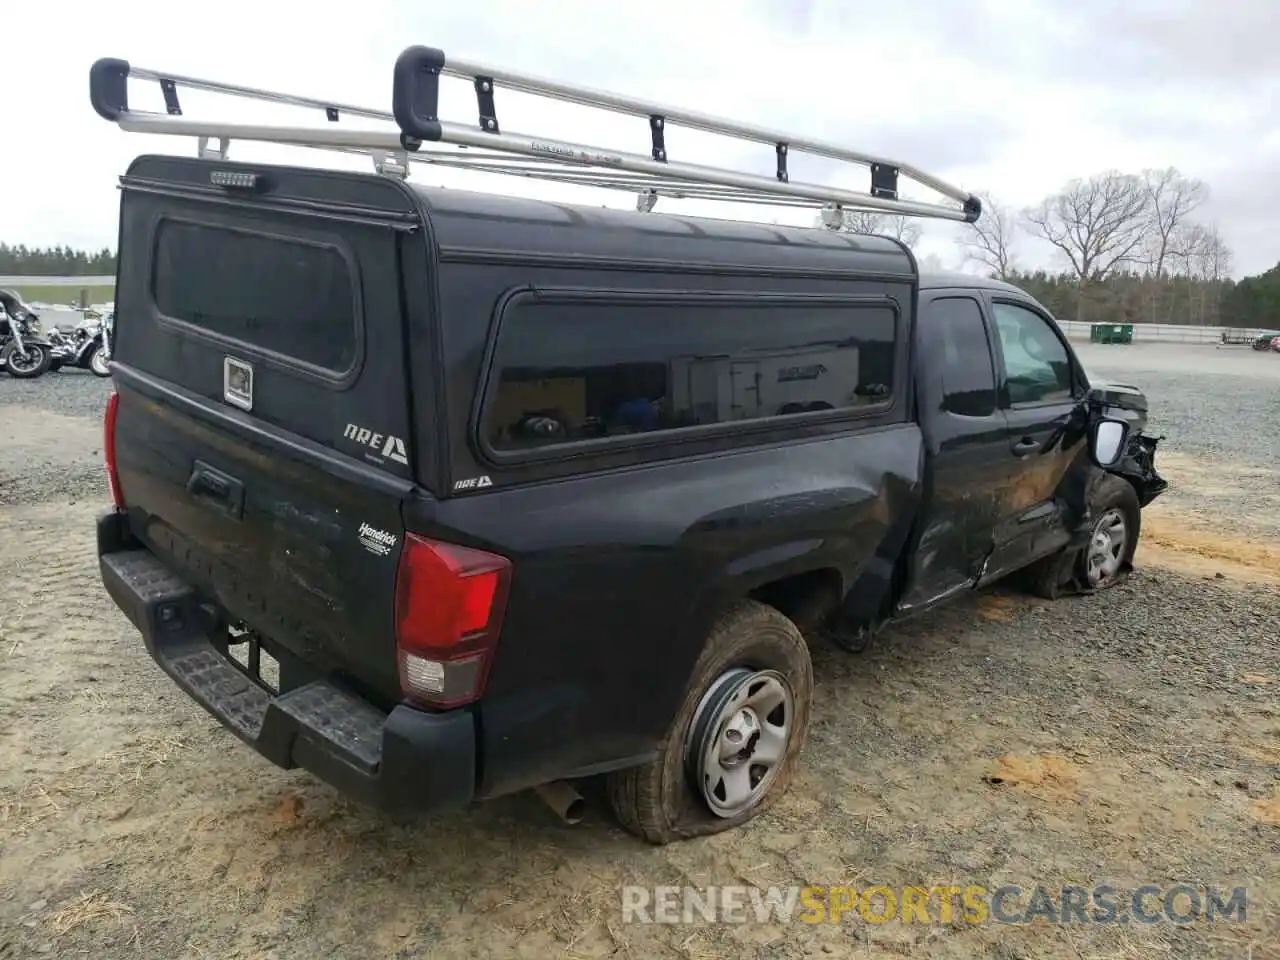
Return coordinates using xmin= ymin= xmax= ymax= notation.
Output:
xmin=1 ymin=347 xmax=1278 ymax=959
xmin=0 ymin=369 xmax=112 ymax=508
xmin=0 ymin=367 xmax=112 ymax=421
xmin=1078 ymin=342 xmax=1280 ymax=452
xmin=1075 ymin=342 xmax=1280 ymax=551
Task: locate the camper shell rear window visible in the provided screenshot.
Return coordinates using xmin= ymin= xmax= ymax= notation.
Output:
xmin=151 ymin=218 xmax=359 ymax=375
xmin=481 ymin=290 xmax=899 ymax=454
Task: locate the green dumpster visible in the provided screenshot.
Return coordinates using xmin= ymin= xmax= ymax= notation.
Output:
xmin=1090 ymin=323 xmax=1133 ymax=344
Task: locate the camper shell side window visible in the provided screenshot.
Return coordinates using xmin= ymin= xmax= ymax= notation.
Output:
xmin=477 ymin=289 xmax=900 ymax=457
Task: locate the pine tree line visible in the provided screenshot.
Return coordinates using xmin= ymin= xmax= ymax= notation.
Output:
xmin=0 ymin=243 xmax=117 ymax=276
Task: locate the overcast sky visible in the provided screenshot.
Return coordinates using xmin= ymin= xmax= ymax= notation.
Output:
xmin=5 ymin=0 xmax=1276 ymax=277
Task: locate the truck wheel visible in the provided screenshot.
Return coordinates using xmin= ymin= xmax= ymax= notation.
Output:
xmin=606 ymin=600 xmax=813 ymax=845
xmin=1021 ymin=473 xmax=1142 ymax=599
xmin=1078 ymin=474 xmax=1141 ymax=589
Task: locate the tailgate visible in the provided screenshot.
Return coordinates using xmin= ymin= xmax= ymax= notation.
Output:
xmin=110 ymin=156 xmax=432 ymax=702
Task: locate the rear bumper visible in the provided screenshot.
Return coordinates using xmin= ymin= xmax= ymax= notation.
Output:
xmin=96 ymin=511 xmax=475 ymax=816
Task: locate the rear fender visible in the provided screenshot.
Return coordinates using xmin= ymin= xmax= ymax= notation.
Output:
xmin=680 ymin=463 xmax=921 ymax=679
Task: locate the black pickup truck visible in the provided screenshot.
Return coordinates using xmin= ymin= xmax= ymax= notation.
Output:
xmin=94 ymin=151 xmax=1166 ymax=844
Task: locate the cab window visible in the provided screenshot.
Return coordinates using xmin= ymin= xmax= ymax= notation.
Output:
xmin=923 ymin=296 xmax=997 ymax=417
xmin=990 ymin=301 xmax=1074 ymax=405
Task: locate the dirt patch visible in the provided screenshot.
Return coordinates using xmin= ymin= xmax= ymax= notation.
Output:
xmin=1145 ymin=513 xmax=1280 ymax=571
xmin=1131 ymin=450 xmax=1280 ymax=586
xmin=1252 ymin=794 xmax=1280 ymax=826
xmin=982 ymin=754 xmax=1082 ymax=798
xmin=972 ymin=594 xmax=1025 ymax=622
xmin=1138 ymin=516 xmax=1280 ymax=585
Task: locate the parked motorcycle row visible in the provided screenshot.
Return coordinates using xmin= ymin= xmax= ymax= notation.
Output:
xmin=0 ymin=288 xmax=112 ymax=380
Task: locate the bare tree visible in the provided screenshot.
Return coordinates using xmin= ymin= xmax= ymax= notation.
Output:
xmin=1161 ymin=222 xmax=1233 ymax=324
xmin=1198 ymin=225 xmax=1232 ymax=285
xmin=840 ymin=210 xmax=923 ymax=250
xmin=959 ymin=190 xmax=1016 ymax=280
xmin=1186 ymin=224 xmax=1233 ymax=325
xmin=1140 ymin=167 xmax=1207 ymax=279
xmin=1022 ymin=171 xmax=1152 ymax=321
xmin=1165 ymin=221 xmax=1202 ymax=278
xmin=1133 ymin=168 xmax=1208 ymax=322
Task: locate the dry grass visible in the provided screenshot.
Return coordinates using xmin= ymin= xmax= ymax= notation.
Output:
xmin=0 ymin=736 xmax=185 ymax=838
xmin=46 ymin=890 xmax=134 ymax=937
xmin=95 ymin=735 xmax=186 ymax=783
xmin=0 ymin=779 xmax=77 ymax=833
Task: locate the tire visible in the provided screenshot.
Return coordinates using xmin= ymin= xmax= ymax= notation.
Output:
xmin=606 ymin=599 xmax=813 ymax=845
xmin=1 ymin=341 xmax=52 ymax=379
xmin=88 ymin=344 xmax=111 ymax=377
xmin=1021 ymin=472 xmax=1141 ymax=599
xmin=1076 ymin=474 xmax=1141 ymax=590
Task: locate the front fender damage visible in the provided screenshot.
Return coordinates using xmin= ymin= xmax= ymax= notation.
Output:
xmin=1029 ymin=433 xmax=1168 ymax=600
xmin=1112 ymin=433 xmax=1168 ymax=508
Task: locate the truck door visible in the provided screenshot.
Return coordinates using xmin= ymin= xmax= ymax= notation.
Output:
xmin=977 ymin=297 xmax=1087 ymax=582
xmin=897 ymin=291 xmax=1009 ymax=612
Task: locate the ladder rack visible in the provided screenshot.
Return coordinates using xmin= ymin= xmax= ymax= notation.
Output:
xmin=88 ymin=46 xmax=982 ymax=226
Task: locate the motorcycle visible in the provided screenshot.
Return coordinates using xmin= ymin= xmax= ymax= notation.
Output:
xmin=47 ymin=311 xmax=112 ymax=377
xmin=0 ymin=289 xmax=54 ymax=379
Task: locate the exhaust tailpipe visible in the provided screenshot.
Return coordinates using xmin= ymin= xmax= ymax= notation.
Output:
xmin=534 ymin=780 xmax=585 ymax=825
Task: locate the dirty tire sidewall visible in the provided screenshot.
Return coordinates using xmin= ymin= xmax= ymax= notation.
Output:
xmin=89 ymin=344 xmax=111 ymax=377
xmin=1079 ymin=473 xmax=1141 ymax=588
xmin=1 ymin=341 xmax=51 ymax=379
xmin=607 ymin=599 xmax=813 ymax=845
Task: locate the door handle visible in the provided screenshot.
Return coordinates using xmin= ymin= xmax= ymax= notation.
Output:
xmin=1012 ymin=437 xmax=1040 ymax=456
xmin=186 ymin=460 xmax=245 ymax=519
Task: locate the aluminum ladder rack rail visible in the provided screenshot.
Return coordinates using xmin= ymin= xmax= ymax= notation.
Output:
xmin=88 ymin=45 xmax=982 ymax=225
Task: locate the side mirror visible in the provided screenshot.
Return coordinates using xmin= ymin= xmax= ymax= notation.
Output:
xmin=1089 ymin=417 xmax=1129 ymax=469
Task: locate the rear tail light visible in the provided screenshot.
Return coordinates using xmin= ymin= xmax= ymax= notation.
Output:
xmin=394 ymin=533 xmax=512 ymax=709
xmin=104 ymin=390 xmax=125 ymax=510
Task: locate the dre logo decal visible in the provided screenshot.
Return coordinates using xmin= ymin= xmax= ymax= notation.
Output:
xmin=343 ymin=422 xmax=408 ymax=465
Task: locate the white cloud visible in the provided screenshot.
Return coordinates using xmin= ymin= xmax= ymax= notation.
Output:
xmin=4 ymin=0 xmax=1276 ymax=276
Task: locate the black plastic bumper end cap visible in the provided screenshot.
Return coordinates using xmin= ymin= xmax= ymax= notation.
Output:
xmin=96 ymin=508 xmax=135 ymax=557
xmin=392 ymin=45 xmax=446 ymax=143
xmin=90 ymin=57 xmax=131 ymax=122
xmin=963 ymin=194 xmax=983 ymax=223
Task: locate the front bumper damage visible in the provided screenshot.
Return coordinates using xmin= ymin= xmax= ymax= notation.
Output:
xmin=1112 ymin=433 xmax=1168 ymax=507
